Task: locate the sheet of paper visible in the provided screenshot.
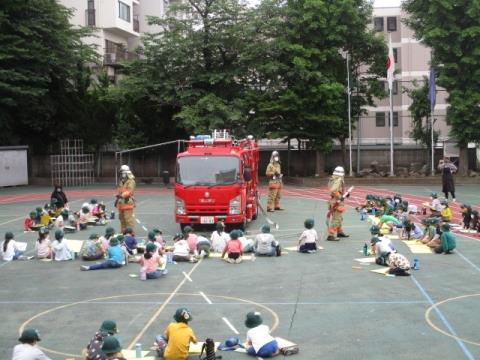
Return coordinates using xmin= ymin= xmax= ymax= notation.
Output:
xmin=276 ymin=337 xmax=298 ymax=349
xmin=16 ymin=242 xmax=27 ymax=251
xmin=122 ymin=349 xmax=154 ymax=360
xmin=354 ymin=257 xmax=376 ymax=263
xmin=65 ymin=239 xmax=83 ymax=253
xmin=386 ymin=234 xmax=399 ymax=240
xmin=370 ymin=267 xmax=390 ymax=275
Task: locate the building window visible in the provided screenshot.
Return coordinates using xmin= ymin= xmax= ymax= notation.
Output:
xmin=393 ymin=48 xmax=398 ymax=63
xmin=86 ymin=0 xmax=95 ymax=26
xmin=392 ymin=80 xmax=398 ymax=95
xmin=376 ymin=112 xmax=386 ymax=127
xmin=387 ymin=16 xmax=397 ymax=31
xmin=373 ymin=17 xmax=384 ymax=32
xmin=118 ymin=1 xmax=130 ymax=22
xmin=389 ymin=112 xmax=399 ymax=127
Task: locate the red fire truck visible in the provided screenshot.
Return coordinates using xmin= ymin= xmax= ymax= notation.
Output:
xmin=174 ymin=131 xmax=259 ymax=230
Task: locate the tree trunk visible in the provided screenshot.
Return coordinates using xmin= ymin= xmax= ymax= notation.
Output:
xmin=458 ymin=144 xmax=469 ymax=176
xmin=315 ymin=150 xmax=325 ymax=177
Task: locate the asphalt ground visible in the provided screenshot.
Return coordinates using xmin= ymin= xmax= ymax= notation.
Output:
xmin=0 ymin=184 xmax=479 ymax=359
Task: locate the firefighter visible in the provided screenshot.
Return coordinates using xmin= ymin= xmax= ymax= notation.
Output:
xmin=265 ymin=151 xmax=283 ymax=212
xmin=326 ymin=166 xmax=349 ymax=241
xmin=116 ymin=165 xmax=136 ymax=232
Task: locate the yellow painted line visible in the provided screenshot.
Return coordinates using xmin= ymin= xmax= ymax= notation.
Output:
xmin=126 ymin=259 xmax=203 ymax=349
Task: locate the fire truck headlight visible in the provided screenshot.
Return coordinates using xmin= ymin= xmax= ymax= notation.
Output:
xmin=229 ymin=196 xmax=241 ymax=215
xmin=175 ymin=198 xmax=185 ymax=215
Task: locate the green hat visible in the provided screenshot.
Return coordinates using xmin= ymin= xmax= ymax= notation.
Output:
xmin=304 ymin=218 xmax=314 ymax=229
xmin=39 ymin=227 xmax=49 ymax=235
xmin=421 ymin=218 xmax=428 ymax=225
xmin=29 ymin=211 xmax=37 ymax=218
xmin=82 ymin=206 xmax=90 ymax=214
xmin=55 ymin=229 xmax=64 ymax=240
xmin=18 ymin=328 xmax=41 ymax=343
xmin=366 ymin=194 xmax=374 ymax=201
xmin=215 ymin=222 xmax=225 ymax=231
xmin=441 ymin=223 xmax=451 ymax=231
xmin=105 ymin=227 xmax=115 ymax=236
xmin=430 ymin=192 xmax=438 ymax=198
xmin=245 ymin=311 xmax=263 ymax=328
xmin=370 ymin=236 xmax=381 ymax=244
xmin=183 ymin=225 xmax=193 ymax=233
xmin=36 ymin=207 xmax=43 ymax=213
xmin=5 ymin=231 xmax=14 ymax=240
xmin=173 ymin=233 xmax=183 ymax=241
xmin=394 ymin=193 xmax=401 ymax=199
xmin=101 ymin=336 xmax=122 ymax=354
xmin=100 ymin=320 xmax=118 ymax=334
xmin=261 ymin=224 xmax=270 ymax=233
xmin=174 ymin=308 xmax=192 ymax=323
xmin=148 ymin=231 xmax=156 ymax=241
xmin=230 ymin=229 xmax=241 ymax=240
xmin=90 ymin=198 xmax=98 ymax=204
xmin=152 ymin=228 xmax=162 ymax=234
xmin=109 ymin=237 xmax=119 ymax=246
xmin=124 ymin=226 xmax=134 ymax=234
xmin=89 ymin=233 xmax=99 ymax=240
xmin=116 ymin=234 xmax=125 ymax=243
xmin=61 ymin=209 xmax=69 ymax=218
xmin=146 ymin=243 xmax=157 ymax=253
xmin=370 ymin=225 xmax=380 ymax=235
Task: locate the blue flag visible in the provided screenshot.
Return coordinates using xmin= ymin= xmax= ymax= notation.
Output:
xmin=428 ymin=67 xmax=436 ymax=113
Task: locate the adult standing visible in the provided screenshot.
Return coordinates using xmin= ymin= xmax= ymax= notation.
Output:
xmin=265 ymin=151 xmax=283 ymax=212
xmin=438 ymin=157 xmax=457 ymax=201
xmin=116 ymin=165 xmax=136 ymax=232
xmin=50 ymin=183 xmax=68 ymax=209
xmin=326 ymin=166 xmax=349 ymax=241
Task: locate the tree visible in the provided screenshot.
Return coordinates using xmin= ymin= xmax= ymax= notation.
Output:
xmin=0 ymin=0 xmax=97 ymax=152
xmin=403 ymin=0 xmax=480 ymax=174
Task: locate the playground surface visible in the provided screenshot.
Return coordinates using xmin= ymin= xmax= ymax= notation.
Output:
xmin=0 ymin=183 xmax=479 ymax=359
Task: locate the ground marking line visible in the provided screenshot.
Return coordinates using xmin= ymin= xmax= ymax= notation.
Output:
xmin=455 ymin=250 xmax=480 ymax=273
xmin=199 ymin=291 xmax=212 ymax=304
xmin=411 ymin=275 xmax=476 ymax=360
xmin=182 ymin=271 xmax=193 ymax=282
xmin=126 ymin=260 xmax=203 ymax=350
xmin=135 ymin=218 xmax=141 ymax=224
xmin=142 ymin=225 xmax=148 ymax=232
xmin=222 ymin=317 xmax=239 ymax=334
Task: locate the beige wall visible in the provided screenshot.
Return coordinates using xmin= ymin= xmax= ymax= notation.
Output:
xmin=357 ymin=7 xmax=451 ymax=145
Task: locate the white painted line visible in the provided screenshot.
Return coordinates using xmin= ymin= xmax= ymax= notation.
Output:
xmin=222 ymin=317 xmax=239 ymax=334
xmin=182 ymin=271 xmax=193 ymax=282
xmin=199 ymin=291 xmax=212 ymax=304
xmin=135 ymin=218 xmax=141 ymax=224
xmin=142 ymin=225 xmax=148 ymax=232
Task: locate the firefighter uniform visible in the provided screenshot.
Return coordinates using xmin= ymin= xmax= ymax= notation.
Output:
xmin=117 ymin=165 xmax=136 ymax=232
xmin=326 ymin=166 xmax=349 ymax=241
xmin=266 ymin=151 xmax=283 ymax=211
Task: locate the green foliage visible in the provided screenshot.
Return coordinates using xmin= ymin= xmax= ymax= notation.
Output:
xmin=404 ymin=77 xmax=439 ymax=148
xmin=0 ymin=0 xmax=98 ymax=152
xmin=403 ymin=0 xmax=480 ymax=146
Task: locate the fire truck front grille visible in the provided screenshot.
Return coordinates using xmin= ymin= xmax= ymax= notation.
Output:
xmin=186 ymin=205 xmax=229 ymax=215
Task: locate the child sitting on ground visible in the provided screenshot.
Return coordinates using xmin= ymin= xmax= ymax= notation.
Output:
xmin=460 ymin=204 xmax=472 ymax=229
xmin=83 ymin=320 xmax=118 ymax=360
xmin=441 ymin=200 xmax=452 ymax=222
xmin=470 ymin=210 xmax=479 ymax=231
xmin=370 ymin=237 xmax=410 ymax=276
xmin=123 ymin=227 xmax=137 ymax=255
xmin=99 ymin=227 xmax=116 ymax=253
xmin=35 ymin=227 xmax=52 ymax=259
xmin=155 ymin=308 xmax=197 ymax=360
xmin=24 ymin=211 xmax=38 ymax=231
xmin=81 ymin=236 xmax=125 ymax=271
xmin=239 ymin=231 xmax=255 ymax=253
xmin=147 ymin=231 xmax=163 ymax=254
xmin=52 ymin=229 xmax=73 ymax=261
xmin=172 ymin=233 xmax=196 ymax=262
xmin=196 ymin=235 xmax=211 ymax=257
xmin=80 ymin=233 xmax=105 ymax=261
xmin=139 ymin=243 xmax=167 ymax=279
xmin=12 ymin=328 xmax=51 ymax=360
xmin=298 ymin=218 xmax=319 ymax=253
xmin=244 ymin=311 xmax=279 ymax=358
xmin=211 ymin=221 xmax=229 ymax=253
xmin=401 ymin=220 xmax=423 ymax=240
xmin=1 ymin=232 xmax=24 ymax=261
xmin=222 ymin=230 xmax=243 ymax=264
xmin=183 ymin=226 xmax=198 ymax=255
xmin=78 ymin=206 xmax=92 ymax=230
xmin=254 ymin=224 xmax=280 ymax=256
xmin=152 ymin=228 xmax=165 ymax=248
xmin=101 ymin=336 xmax=127 ymax=360
xmin=435 ymin=223 xmax=456 ymax=254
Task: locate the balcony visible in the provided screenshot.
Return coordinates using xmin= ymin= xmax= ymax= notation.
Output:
xmin=103 ymin=49 xmax=138 ymax=67
xmin=85 ymin=9 xmax=96 ymax=27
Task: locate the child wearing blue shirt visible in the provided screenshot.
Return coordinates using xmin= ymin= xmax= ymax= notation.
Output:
xmin=123 ymin=227 xmax=137 ymax=255
xmin=80 ymin=237 xmax=126 ymax=271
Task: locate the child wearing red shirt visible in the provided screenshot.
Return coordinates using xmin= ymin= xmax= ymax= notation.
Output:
xmin=222 ymin=230 xmax=244 ymax=264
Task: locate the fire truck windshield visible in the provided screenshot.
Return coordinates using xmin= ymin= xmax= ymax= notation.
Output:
xmin=177 ymin=156 xmax=240 ymax=186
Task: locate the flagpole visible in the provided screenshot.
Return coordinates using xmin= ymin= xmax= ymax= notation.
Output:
xmin=431 ymin=114 xmax=434 ymax=176
xmin=388 ymin=33 xmax=394 ymax=177
xmin=347 ymin=52 xmax=353 ymax=177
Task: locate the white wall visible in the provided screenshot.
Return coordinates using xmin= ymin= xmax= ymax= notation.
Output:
xmin=0 ymin=149 xmax=28 ymax=186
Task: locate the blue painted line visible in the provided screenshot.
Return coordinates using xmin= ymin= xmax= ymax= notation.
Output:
xmin=411 ymin=275 xmax=475 ymax=360
xmin=455 ymin=250 xmax=480 ymax=273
